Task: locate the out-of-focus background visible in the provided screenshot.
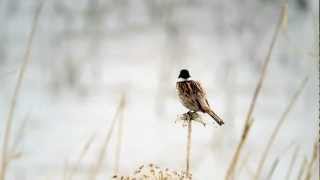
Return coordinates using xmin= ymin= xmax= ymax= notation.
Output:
xmin=0 ymin=0 xmax=318 ymax=179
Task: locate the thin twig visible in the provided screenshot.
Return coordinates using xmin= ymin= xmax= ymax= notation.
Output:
xmin=224 ymin=3 xmax=285 ymax=180
xmin=0 ymin=1 xmax=45 ymax=179
xmin=254 ymin=77 xmax=309 ymax=180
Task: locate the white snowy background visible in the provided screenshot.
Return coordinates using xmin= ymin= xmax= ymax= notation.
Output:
xmin=0 ymin=0 xmax=318 ymax=179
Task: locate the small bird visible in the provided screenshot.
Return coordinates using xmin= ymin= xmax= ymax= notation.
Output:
xmin=176 ymin=69 xmax=224 ymax=126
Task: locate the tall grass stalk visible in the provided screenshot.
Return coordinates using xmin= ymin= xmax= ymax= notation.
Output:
xmin=224 ymin=3 xmax=286 ymax=180
xmin=186 ymin=119 xmax=192 ymax=177
xmin=68 ymin=134 xmax=95 ymax=180
xmin=265 ymin=157 xmax=279 ymax=180
xmin=297 ymin=157 xmax=308 ymax=180
xmin=285 ymin=146 xmax=300 ymax=180
xmin=2 ymin=114 xmax=29 ymax=167
xmin=89 ymin=94 xmax=126 ymax=180
xmin=236 ymin=151 xmax=250 ymax=178
xmin=253 ymin=77 xmax=309 ymax=180
xmin=9 ymin=115 xmax=28 ymax=156
xmin=0 ymin=1 xmax=44 ymax=179
xmin=304 ymin=140 xmax=318 ymax=180
xmin=113 ymin=105 xmax=125 ymax=175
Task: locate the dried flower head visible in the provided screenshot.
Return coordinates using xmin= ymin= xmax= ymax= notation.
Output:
xmin=112 ymin=163 xmax=192 ymax=180
xmin=176 ymin=112 xmax=206 ymax=127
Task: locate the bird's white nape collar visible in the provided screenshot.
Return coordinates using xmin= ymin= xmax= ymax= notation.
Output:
xmin=177 ymin=77 xmax=190 ymax=82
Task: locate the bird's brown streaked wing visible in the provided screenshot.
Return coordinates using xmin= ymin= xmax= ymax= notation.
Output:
xmin=189 ymin=80 xmax=211 ymax=112
xmin=177 ymin=81 xmax=199 ymax=110
xmin=189 ymin=80 xmax=206 ymax=96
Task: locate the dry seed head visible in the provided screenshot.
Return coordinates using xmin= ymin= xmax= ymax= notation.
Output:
xmin=176 ymin=112 xmax=206 ymax=127
xmin=112 ymin=164 xmax=192 ymax=180
xmin=179 ymin=112 xmax=201 ymax=121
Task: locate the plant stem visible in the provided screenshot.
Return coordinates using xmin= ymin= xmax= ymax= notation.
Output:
xmin=186 ymin=119 xmax=192 ymax=177
xmin=0 ymin=1 xmax=44 ymax=179
xmin=224 ymin=3 xmax=285 ymax=179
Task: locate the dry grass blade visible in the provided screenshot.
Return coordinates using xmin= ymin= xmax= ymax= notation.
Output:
xmin=236 ymin=151 xmax=251 ymax=178
xmin=265 ymin=157 xmax=279 ymax=180
xmin=3 ymin=115 xmax=29 ymax=168
xmin=297 ymin=157 xmax=308 ymax=180
xmin=186 ymin=119 xmax=192 ymax=176
xmin=113 ymin=107 xmax=125 ymax=175
xmin=304 ymin=140 xmax=318 ymax=180
xmin=0 ymin=1 xmax=45 ymax=179
xmin=224 ymin=118 xmax=253 ymax=180
xmin=9 ymin=115 xmax=28 ymax=157
xmin=285 ymin=146 xmax=300 ymax=180
xmin=68 ymin=134 xmax=96 ymax=180
xmin=281 ymin=3 xmax=288 ymax=33
xmin=253 ymin=77 xmax=309 ymax=180
xmin=89 ymin=94 xmax=126 ymax=180
xmin=224 ymin=3 xmax=286 ymax=180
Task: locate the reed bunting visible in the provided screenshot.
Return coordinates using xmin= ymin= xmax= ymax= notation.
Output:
xmin=176 ymin=69 xmax=224 ymax=126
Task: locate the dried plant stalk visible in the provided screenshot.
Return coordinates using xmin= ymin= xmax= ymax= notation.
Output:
xmin=224 ymin=4 xmax=288 ymax=180
xmin=9 ymin=115 xmax=28 ymax=155
xmin=304 ymin=141 xmax=318 ymax=180
xmin=113 ymin=108 xmax=125 ymax=175
xmin=186 ymin=119 xmax=192 ymax=176
xmin=236 ymin=151 xmax=251 ymax=178
xmin=68 ymin=134 xmax=95 ymax=180
xmin=89 ymin=94 xmax=126 ymax=180
xmin=285 ymin=146 xmax=300 ymax=180
xmin=254 ymin=77 xmax=308 ymax=180
xmin=0 ymin=1 xmax=44 ymax=179
xmin=297 ymin=157 xmax=308 ymax=180
xmin=224 ymin=118 xmax=253 ymax=180
xmin=266 ymin=157 xmax=279 ymax=180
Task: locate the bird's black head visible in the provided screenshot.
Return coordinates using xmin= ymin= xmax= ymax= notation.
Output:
xmin=178 ymin=69 xmax=191 ymax=79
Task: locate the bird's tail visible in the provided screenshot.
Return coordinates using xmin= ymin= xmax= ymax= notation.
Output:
xmin=207 ymin=110 xmax=224 ymax=126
